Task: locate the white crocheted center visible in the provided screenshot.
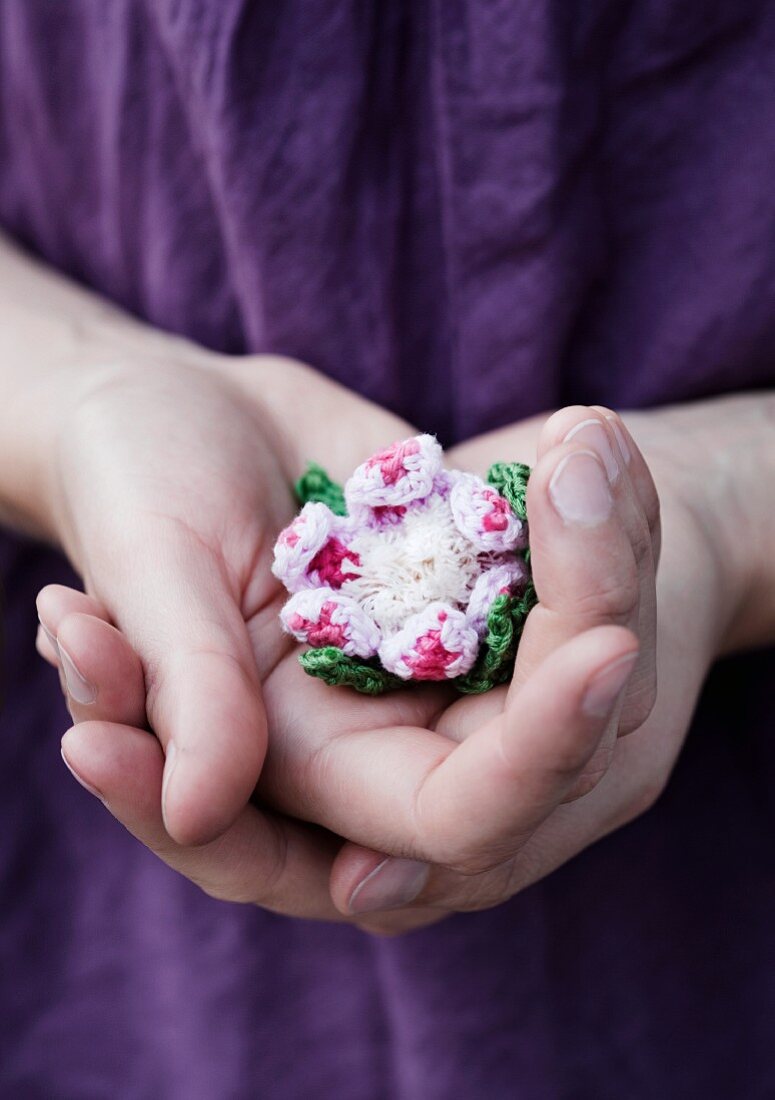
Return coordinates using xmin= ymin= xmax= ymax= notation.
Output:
xmin=343 ymin=495 xmax=483 ymax=635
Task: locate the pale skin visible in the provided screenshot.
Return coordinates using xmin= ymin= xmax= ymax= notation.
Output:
xmin=3 ymin=233 xmax=774 ymax=936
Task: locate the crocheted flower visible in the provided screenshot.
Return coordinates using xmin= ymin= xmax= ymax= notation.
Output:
xmin=273 ymin=435 xmax=535 ymax=694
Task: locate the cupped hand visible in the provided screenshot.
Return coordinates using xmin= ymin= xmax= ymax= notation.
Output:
xmin=44 ymin=397 xmax=730 ymax=934
xmin=37 ymin=348 xmax=412 ymax=918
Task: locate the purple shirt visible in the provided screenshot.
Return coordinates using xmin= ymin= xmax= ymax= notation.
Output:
xmin=1 ymin=3 xmax=774 ymax=1096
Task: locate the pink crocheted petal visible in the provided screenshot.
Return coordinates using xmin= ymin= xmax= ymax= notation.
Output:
xmin=272 ymin=502 xmax=335 ymax=592
xmin=304 ymin=522 xmax=363 ymax=589
xmin=465 ymin=561 xmax=528 ymax=637
xmin=280 ymin=589 xmax=381 ymax=658
xmin=345 ymin=434 xmax=443 ymax=510
xmin=379 ymin=603 xmax=480 ymax=681
xmin=450 ymin=473 xmax=526 ymax=552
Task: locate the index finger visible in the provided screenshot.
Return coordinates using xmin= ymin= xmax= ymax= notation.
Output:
xmin=61 ymin=720 xmax=343 ymax=921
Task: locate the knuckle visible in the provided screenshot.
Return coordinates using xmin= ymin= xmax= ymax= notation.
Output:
xmin=646 ymin=490 xmax=661 ymax=540
xmin=630 ymin=517 xmax=654 ymax=572
xmin=565 ymin=773 xmax=602 ymax=800
xmin=444 ymin=844 xmax=518 ymax=878
xmin=563 ymin=759 xmax=611 ymax=801
xmin=448 ymin=864 xmax=518 ymax=911
xmin=446 ymin=853 xmax=500 ymax=877
xmin=548 ymin=739 xmax=598 ymax=780
xmin=570 ymin=561 xmax=640 ymax=624
xmin=619 ymin=680 xmax=658 ymax=735
xmin=440 ymin=825 xmax=540 ymax=879
xmin=430 ymin=849 xmax=547 ymax=913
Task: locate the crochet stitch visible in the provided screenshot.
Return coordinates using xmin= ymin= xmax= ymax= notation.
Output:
xmin=274 ymin=436 xmax=535 ymax=694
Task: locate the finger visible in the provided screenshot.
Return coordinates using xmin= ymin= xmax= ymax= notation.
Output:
xmin=36 ymin=623 xmax=60 ymax=667
xmin=513 ymin=429 xmax=646 ymax=727
xmin=590 ymin=406 xmax=661 ymax=563
xmin=40 ymin=567 xmax=268 ymax=846
xmin=524 ymin=407 xmax=658 ymax=732
xmin=534 ymin=405 xmax=661 ymax=596
xmin=399 ymin=623 xmax=638 ymax=873
xmin=36 ymin=585 xmax=147 ymax=726
xmin=333 ymin=847 xmax=465 ymax=931
xmin=36 ymin=582 xmax=119 ymax=697
xmin=592 ymin=408 xmax=660 ymax=731
xmin=269 ymin=625 xmax=636 ymax=874
xmin=534 ymin=406 xmax=660 ymax=552
xmin=60 ymin=722 xmax=343 ymax=921
xmin=37 ymin=582 xmax=113 ymax=627
xmin=335 ymin=602 xmax=689 ymax=920
xmin=332 ymin=843 xmax=490 ymax=919
xmin=98 ymin=528 xmax=268 ymax=847
xmin=328 ymin=626 xmax=636 ymax=911
xmin=434 ymin=406 xmax=659 ymax=748
xmin=55 ymin=612 xmax=147 ymax=727
xmin=36 ymin=582 xmax=114 ymax=669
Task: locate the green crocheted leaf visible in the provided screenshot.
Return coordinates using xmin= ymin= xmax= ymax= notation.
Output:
xmin=294 ymin=463 xmax=347 ymax=515
xmin=454 ymin=593 xmax=515 ymax=694
xmin=454 ymin=582 xmax=536 ymax=695
xmin=299 ymin=646 xmax=404 ymax=694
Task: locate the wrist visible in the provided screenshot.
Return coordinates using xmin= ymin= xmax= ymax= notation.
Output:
xmin=0 ymin=232 xmax=213 ymax=542
xmin=1 ymin=354 xmax=118 ymax=543
xmin=715 ymin=394 xmax=775 ymax=653
xmin=630 ymin=393 xmax=775 ymax=658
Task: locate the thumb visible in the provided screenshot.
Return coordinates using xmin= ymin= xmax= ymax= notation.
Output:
xmin=106 ymin=528 xmax=267 ymax=847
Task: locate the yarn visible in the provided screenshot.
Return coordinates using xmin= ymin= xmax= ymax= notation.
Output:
xmin=299 ymin=647 xmax=403 ymax=694
xmin=486 ymin=462 xmax=530 ymax=520
xmin=456 ymin=585 xmax=537 ymax=695
xmin=281 ymin=588 xmax=382 ymax=658
xmin=279 ymin=436 xmax=534 ymax=694
xmin=379 ymin=603 xmax=480 ymax=681
xmin=294 ymin=463 xmax=347 ymax=516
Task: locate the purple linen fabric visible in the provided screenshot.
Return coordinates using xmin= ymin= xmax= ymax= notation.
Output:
xmin=1 ymin=3 xmax=774 ymax=1097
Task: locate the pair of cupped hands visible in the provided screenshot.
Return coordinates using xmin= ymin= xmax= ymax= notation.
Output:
xmin=35 ymin=346 xmax=743 ymax=935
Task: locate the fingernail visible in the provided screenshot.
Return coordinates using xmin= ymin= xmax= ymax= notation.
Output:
xmin=161 ymin=741 xmax=178 ymax=827
xmin=58 ymin=644 xmax=97 ymax=705
xmin=348 ymin=858 xmax=429 ymax=915
xmin=61 ymin=745 xmax=106 ymax=801
xmin=582 ymin=652 xmax=638 ymax=717
xmin=549 ymin=451 xmax=613 ymax=525
xmin=563 ymin=419 xmax=619 ymax=482
xmin=39 ymin=619 xmax=60 ymax=657
xmin=605 ymin=416 xmax=632 ymax=465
